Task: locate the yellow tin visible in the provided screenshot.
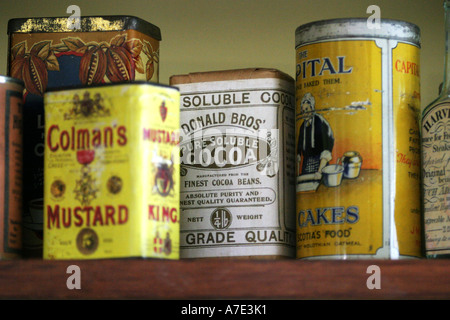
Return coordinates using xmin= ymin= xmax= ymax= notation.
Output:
xmin=295 ymin=19 xmax=422 ymax=259
xmin=43 ymin=82 xmax=180 ymax=259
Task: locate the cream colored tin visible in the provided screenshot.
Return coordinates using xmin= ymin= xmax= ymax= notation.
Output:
xmin=170 ymin=68 xmax=296 ymax=259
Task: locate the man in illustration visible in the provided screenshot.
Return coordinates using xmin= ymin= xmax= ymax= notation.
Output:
xmin=297 ymin=93 xmax=334 ymax=190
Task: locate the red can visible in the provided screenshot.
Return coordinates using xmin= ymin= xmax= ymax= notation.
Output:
xmin=0 ymin=75 xmax=23 ymax=259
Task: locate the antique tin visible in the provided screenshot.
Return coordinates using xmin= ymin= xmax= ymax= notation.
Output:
xmin=8 ymin=15 xmax=161 ymax=257
xmin=170 ymin=68 xmax=296 ymax=259
xmin=43 ymin=82 xmax=179 ymax=260
xmin=295 ymin=19 xmax=422 ymax=259
xmin=338 ymin=151 xmax=363 ymax=179
xmin=0 ymin=76 xmax=23 ymax=259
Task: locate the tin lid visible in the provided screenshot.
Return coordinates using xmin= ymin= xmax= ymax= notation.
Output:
xmin=0 ymin=75 xmax=24 ymax=86
xmin=8 ymin=15 xmax=161 ymax=40
xmin=44 ymin=80 xmax=178 ymax=94
xmin=295 ymin=18 xmax=420 ymax=47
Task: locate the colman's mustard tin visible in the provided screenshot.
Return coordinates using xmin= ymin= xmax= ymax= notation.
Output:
xmin=295 ymin=19 xmax=422 ymax=259
xmin=0 ymin=76 xmax=23 ymax=259
xmin=170 ymin=68 xmax=296 ymax=259
xmin=8 ymin=15 xmax=161 ymax=257
xmin=43 ymin=82 xmax=179 ymax=260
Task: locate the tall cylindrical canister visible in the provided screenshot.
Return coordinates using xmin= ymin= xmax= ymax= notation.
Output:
xmin=295 ymin=19 xmax=422 ymax=259
xmin=0 ymin=76 xmax=23 ymax=259
xmin=8 ymin=15 xmax=161 ymax=257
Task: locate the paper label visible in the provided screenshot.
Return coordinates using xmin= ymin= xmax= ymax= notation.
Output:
xmin=176 ymin=78 xmax=296 ymax=258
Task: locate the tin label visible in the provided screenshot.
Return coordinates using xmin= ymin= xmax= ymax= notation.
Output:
xmin=295 ymin=39 xmax=421 ymax=259
xmin=177 ymin=78 xmax=296 ymax=258
xmin=392 ymin=42 xmax=422 ymax=256
xmin=9 ymin=29 xmax=160 ymax=255
xmin=43 ymin=84 xmax=179 ymax=259
xmin=0 ymin=87 xmax=23 ymax=257
xmin=422 ymin=102 xmax=450 ymax=256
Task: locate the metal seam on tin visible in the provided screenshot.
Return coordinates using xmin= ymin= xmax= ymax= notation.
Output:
xmin=295 ymin=37 xmax=421 ymax=49
xmin=386 ymin=39 xmax=398 ymax=259
xmin=0 ymin=75 xmax=24 ymax=86
xmin=173 ymin=70 xmax=296 ymax=259
xmin=45 ymin=81 xmax=178 ymax=94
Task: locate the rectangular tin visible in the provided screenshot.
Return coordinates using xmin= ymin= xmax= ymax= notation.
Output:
xmin=0 ymin=76 xmax=23 ymax=260
xmin=8 ymin=15 xmax=161 ymax=257
xmin=295 ymin=19 xmax=422 ymax=259
xmin=43 ymin=82 xmax=179 ymax=260
xmin=170 ymin=68 xmax=296 ymax=259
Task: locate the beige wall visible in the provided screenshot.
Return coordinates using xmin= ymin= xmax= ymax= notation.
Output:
xmin=0 ymin=0 xmax=444 ymax=107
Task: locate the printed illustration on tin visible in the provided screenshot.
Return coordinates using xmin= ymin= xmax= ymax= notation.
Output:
xmin=150 ymin=100 xmax=176 ymax=197
xmin=152 ymin=152 xmax=175 ymax=197
xmin=153 ymin=229 xmax=173 ymax=255
xmin=296 ymin=92 xmax=363 ymax=192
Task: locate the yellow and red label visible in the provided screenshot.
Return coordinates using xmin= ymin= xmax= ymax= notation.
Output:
xmin=295 ymin=39 xmax=421 ymax=259
xmin=43 ymin=82 xmax=180 ymax=260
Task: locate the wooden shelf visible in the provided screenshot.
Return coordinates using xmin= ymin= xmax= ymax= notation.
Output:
xmin=0 ymin=258 xmax=448 ymax=299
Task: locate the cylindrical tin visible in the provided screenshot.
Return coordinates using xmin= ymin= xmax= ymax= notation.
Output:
xmin=43 ymin=82 xmax=180 ymax=260
xmin=170 ymin=68 xmax=296 ymax=259
xmin=295 ymin=19 xmax=422 ymax=259
xmin=0 ymin=76 xmax=23 ymax=260
xmin=8 ymin=15 xmax=161 ymax=257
